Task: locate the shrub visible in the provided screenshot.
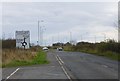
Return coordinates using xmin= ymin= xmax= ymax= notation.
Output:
xmin=2 ymin=39 xmax=16 ymax=49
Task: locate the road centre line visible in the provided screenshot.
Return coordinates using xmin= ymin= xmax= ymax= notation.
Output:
xmin=57 ymin=55 xmax=64 ymax=64
xmin=56 ymin=56 xmax=62 ymax=66
xmin=61 ymin=66 xmax=71 ymax=80
xmin=5 ymin=68 xmax=20 ymax=80
xmin=56 ymin=54 xmax=72 ymax=81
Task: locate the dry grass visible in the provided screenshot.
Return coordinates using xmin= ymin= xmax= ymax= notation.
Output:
xmin=2 ymin=49 xmax=37 ymax=66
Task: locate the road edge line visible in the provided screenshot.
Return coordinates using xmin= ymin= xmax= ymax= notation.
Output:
xmin=5 ymin=68 xmax=20 ymax=80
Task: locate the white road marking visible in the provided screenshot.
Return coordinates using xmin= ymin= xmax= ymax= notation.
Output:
xmin=61 ymin=66 xmax=71 ymax=80
xmin=6 ymin=68 xmax=20 ymax=80
xmin=56 ymin=56 xmax=62 ymax=65
xmin=57 ymin=55 xmax=64 ymax=64
xmin=102 ymin=65 xmax=108 ymax=68
xmin=55 ymin=54 xmax=72 ymax=80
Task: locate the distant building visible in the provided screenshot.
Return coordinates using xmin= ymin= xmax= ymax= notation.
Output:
xmin=15 ymin=31 xmax=30 ymax=49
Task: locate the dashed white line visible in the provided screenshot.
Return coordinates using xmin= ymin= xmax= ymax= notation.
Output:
xmin=6 ymin=68 xmax=20 ymax=80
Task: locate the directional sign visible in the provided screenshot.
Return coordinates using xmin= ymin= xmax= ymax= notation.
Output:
xmin=15 ymin=31 xmax=30 ymax=49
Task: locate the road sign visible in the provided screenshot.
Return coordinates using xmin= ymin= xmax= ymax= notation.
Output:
xmin=15 ymin=31 xmax=30 ymax=49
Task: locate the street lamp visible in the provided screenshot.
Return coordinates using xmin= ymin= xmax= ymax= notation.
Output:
xmin=38 ymin=20 xmax=44 ymax=46
xmin=41 ymin=26 xmax=46 ymax=46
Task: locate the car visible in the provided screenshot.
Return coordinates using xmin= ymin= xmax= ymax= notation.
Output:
xmin=42 ymin=47 xmax=49 ymax=51
xmin=57 ymin=47 xmax=63 ymax=51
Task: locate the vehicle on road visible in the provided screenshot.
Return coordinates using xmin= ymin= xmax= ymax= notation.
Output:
xmin=43 ymin=47 xmax=49 ymax=51
xmin=57 ymin=47 xmax=63 ymax=51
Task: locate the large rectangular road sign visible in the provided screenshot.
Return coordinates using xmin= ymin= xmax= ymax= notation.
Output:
xmin=15 ymin=31 xmax=30 ymax=49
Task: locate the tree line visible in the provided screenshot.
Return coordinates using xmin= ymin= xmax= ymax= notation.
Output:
xmin=52 ymin=39 xmax=120 ymax=54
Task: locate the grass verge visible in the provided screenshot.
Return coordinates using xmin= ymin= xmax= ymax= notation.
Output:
xmin=79 ymin=49 xmax=120 ymax=61
xmin=64 ymin=47 xmax=120 ymax=61
xmin=2 ymin=50 xmax=49 ymax=68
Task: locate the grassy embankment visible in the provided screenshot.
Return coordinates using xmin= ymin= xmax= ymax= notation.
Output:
xmin=78 ymin=49 xmax=119 ymax=61
xmin=64 ymin=46 xmax=119 ymax=61
xmin=64 ymin=40 xmax=120 ymax=61
xmin=2 ymin=49 xmax=49 ymax=68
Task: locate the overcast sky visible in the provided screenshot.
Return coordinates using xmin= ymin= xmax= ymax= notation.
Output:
xmin=1 ymin=2 xmax=118 ymax=45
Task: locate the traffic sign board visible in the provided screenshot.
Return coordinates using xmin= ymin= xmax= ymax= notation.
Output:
xmin=15 ymin=31 xmax=30 ymax=49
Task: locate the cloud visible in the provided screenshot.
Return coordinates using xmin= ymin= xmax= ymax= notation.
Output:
xmin=2 ymin=2 xmax=118 ymax=45
xmin=1 ymin=0 xmax=119 ymax=2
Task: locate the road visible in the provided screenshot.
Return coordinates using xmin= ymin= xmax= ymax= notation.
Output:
xmin=56 ymin=51 xmax=119 ymax=80
xmin=2 ymin=51 xmax=119 ymax=81
xmin=2 ymin=51 xmax=68 ymax=81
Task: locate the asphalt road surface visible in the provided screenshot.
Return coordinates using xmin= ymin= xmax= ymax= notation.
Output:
xmin=2 ymin=51 xmax=68 ymax=80
xmin=56 ymin=51 xmax=118 ymax=79
xmin=2 ymin=50 xmax=119 ymax=81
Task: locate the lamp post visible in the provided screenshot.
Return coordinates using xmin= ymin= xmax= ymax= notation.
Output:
xmin=41 ymin=27 xmax=46 ymax=46
xmin=38 ymin=20 xmax=44 ymax=46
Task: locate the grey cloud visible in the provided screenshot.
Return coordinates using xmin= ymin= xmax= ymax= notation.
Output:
xmin=2 ymin=2 xmax=118 ymax=45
